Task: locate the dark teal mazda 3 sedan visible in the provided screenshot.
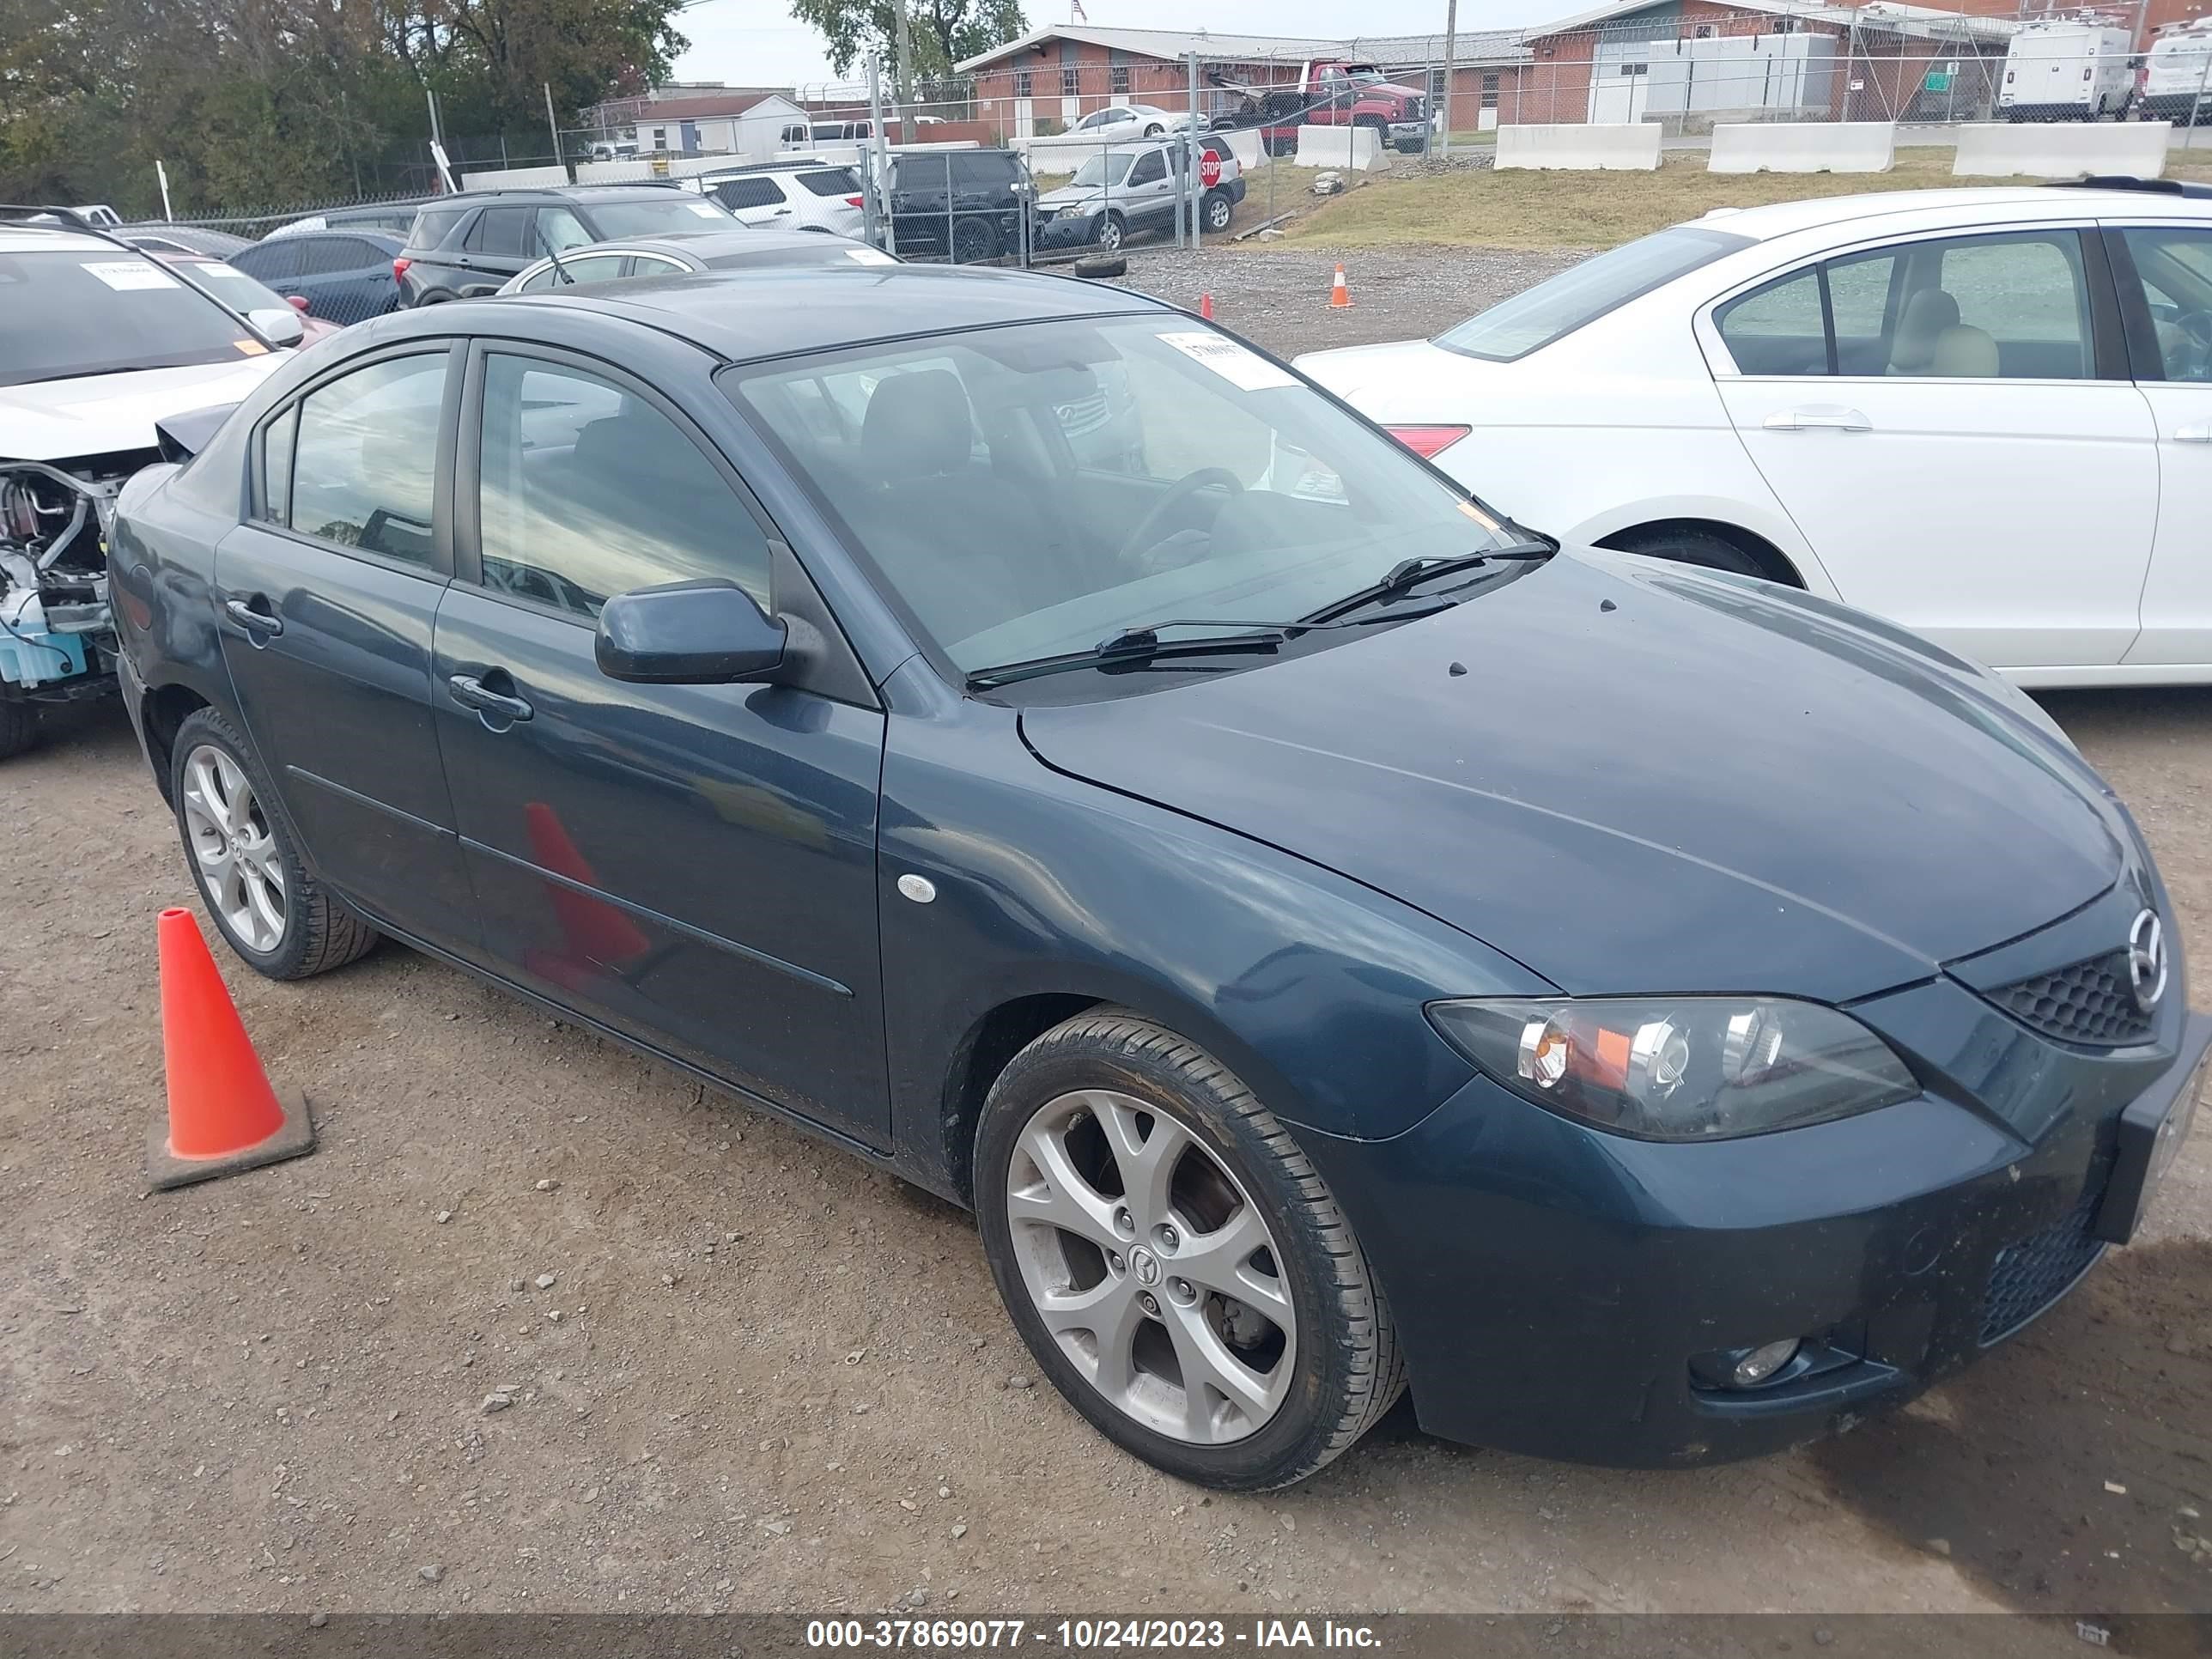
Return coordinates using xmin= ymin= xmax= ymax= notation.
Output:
xmin=106 ymin=263 xmax=2208 ymax=1489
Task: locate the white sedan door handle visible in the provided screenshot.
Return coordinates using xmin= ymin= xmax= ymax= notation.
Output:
xmin=2175 ymin=420 xmax=2212 ymax=444
xmin=1764 ymin=406 xmax=1873 ymax=433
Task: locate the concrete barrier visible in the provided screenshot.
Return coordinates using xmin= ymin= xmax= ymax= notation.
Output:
xmin=1223 ymin=129 xmax=1263 ymax=171
xmin=1295 ymin=125 xmax=1384 ymax=170
xmin=574 ymin=159 xmax=654 ymax=184
xmin=1495 ymin=123 xmax=1662 ymax=170
xmin=459 ymin=165 xmax=569 ymax=190
xmin=1708 ymin=122 xmax=1895 ymax=174
xmin=1953 ymin=120 xmax=2171 ymax=179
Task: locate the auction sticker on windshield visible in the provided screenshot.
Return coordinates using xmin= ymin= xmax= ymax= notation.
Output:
xmin=1158 ymin=330 xmax=1297 ymax=392
xmin=82 ymin=259 xmax=178 ymax=291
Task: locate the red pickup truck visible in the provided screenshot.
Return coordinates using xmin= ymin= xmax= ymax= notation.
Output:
xmin=1240 ymin=60 xmax=1431 ymax=156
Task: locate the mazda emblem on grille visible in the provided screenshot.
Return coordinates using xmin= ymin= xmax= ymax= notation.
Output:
xmin=2127 ymin=909 xmax=2167 ymax=1012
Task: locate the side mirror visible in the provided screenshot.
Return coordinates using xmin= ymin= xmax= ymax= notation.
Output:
xmin=596 ymin=579 xmax=787 ymax=684
xmin=287 ymin=294 xmax=310 ymax=312
xmin=246 ymin=306 xmax=306 ymax=348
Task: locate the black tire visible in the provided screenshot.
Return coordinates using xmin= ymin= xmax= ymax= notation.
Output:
xmin=950 ymin=216 xmax=999 ymax=263
xmin=975 ymin=1009 xmax=1404 ymax=1492
xmin=1073 ymin=254 xmax=1128 ymax=280
xmin=0 ymin=699 xmax=38 ymax=761
xmin=1607 ymin=525 xmax=1771 ymax=580
xmin=1202 ymin=189 xmax=1233 ymax=233
xmin=168 ymin=708 xmax=379 ymax=980
xmin=1143 ymin=123 xmax=1164 ymax=137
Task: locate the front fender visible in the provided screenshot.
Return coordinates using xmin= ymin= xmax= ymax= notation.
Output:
xmin=875 ymin=660 xmax=1550 ymax=1195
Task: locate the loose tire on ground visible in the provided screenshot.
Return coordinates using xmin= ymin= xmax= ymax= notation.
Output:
xmin=0 ymin=699 xmax=38 ymax=761
xmin=167 ymin=708 xmax=379 ymax=980
xmin=975 ymin=1009 xmax=1405 ymax=1491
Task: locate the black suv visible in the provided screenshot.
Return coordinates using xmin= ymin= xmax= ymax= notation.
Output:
xmin=394 ymin=185 xmax=738 ymax=305
xmin=884 ymin=149 xmax=1030 ymax=264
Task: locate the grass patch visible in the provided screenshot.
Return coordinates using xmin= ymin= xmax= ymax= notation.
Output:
xmin=1277 ymin=150 xmax=2212 ymax=251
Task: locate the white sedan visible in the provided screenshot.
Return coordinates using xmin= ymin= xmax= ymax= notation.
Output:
xmin=1067 ymin=105 xmax=1200 ymax=143
xmin=1297 ymin=182 xmax=2212 ymax=688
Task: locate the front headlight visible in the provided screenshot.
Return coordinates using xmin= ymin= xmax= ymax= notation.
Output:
xmin=1425 ymin=996 xmax=1917 ymax=1141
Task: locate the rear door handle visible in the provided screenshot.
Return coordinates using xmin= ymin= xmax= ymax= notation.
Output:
xmin=447 ymin=672 xmax=533 ymax=725
xmin=2175 ymin=420 xmax=2212 ymax=444
xmin=1764 ymin=407 xmax=1873 ymax=433
xmin=223 ymin=596 xmax=283 ymax=641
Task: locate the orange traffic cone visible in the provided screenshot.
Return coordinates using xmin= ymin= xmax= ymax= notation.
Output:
xmin=1199 ymin=292 xmax=1214 ymax=320
xmin=1328 ymin=264 xmax=1352 ymax=308
xmin=147 ymin=908 xmax=314 ymax=1190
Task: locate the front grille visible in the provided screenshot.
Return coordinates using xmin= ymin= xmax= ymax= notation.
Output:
xmin=1980 ymin=1174 xmax=2107 ymax=1345
xmin=1986 ymin=948 xmax=2154 ymax=1048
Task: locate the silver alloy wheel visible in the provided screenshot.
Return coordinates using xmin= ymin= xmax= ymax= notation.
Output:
xmin=1098 ymin=216 xmax=1122 ymax=251
xmin=1006 ymin=1088 xmax=1297 ymax=1443
xmin=179 ymin=743 xmax=288 ymax=953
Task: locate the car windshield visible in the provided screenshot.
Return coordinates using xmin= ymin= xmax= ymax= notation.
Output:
xmin=583 ymin=198 xmax=735 ymax=238
xmin=1435 ymin=225 xmax=1752 ymax=362
xmin=1072 ymin=153 xmax=1138 ymax=187
xmin=0 ymin=249 xmax=270 ymax=387
xmin=728 ymin=315 xmax=1517 ymax=680
xmin=177 ymin=259 xmax=289 ymax=317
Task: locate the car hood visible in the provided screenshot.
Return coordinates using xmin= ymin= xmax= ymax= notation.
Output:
xmin=0 ymin=356 xmax=288 ymax=462
xmin=1038 ymin=185 xmax=1115 ymax=212
xmin=1018 ymin=552 xmax=2126 ymax=1002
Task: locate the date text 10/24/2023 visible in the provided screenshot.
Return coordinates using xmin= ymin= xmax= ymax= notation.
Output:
xmin=803 ymin=1620 xmax=1384 ymax=1650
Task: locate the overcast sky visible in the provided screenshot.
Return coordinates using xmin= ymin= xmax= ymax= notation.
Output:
xmin=672 ymin=0 xmax=1560 ymax=94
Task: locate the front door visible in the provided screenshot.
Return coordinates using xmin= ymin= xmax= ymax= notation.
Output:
xmin=2112 ymin=223 xmax=2212 ymax=668
xmin=1711 ymin=225 xmax=2158 ymax=670
xmin=214 ymin=343 xmax=477 ymax=951
xmin=430 ymin=344 xmax=891 ymax=1144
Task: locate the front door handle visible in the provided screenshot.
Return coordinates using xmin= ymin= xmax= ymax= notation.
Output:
xmin=447 ymin=672 xmax=533 ymax=725
xmin=223 ymin=596 xmax=283 ymax=641
xmin=2175 ymin=420 xmax=2212 ymax=444
xmin=1764 ymin=406 xmax=1873 ymax=433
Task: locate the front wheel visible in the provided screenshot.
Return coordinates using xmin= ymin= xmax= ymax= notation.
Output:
xmin=0 ymin=699 xmax=37 ymax=761
xmin=975 ymin=1010 xmax=1404 ymax=1491
xmin=1143 ymin=124 xmax=1164 ymax=137
xmin=169 ymin=708 xmax=379 ymax=979
xmin=1096 ymin=211 xmax=1126 ymax=252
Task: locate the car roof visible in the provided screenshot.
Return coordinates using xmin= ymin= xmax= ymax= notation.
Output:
xmin=0 ymin=224 xmax=129 ymax=253
xmin=1688 ymin=183 xmax=2212 ymax=242
xmin=453 ymin=184 xmax=694 ymax=203
xmin=491 ymin=263 xmax=1167 ymax=362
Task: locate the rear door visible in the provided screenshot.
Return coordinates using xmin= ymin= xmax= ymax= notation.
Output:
xmin=1710 ymin=223 xmax=2158 ymax=670
xmin=2109 ymin=222 xmax=2212 ymax=669
xmin=215 ymin=343 xmax=478 ymax=951
xmin=430 ymin=342 xmax=891 ymax=1142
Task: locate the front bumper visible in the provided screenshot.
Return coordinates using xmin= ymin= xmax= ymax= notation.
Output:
xmin=1297 ymin=965 xmax=2207 ymax=1468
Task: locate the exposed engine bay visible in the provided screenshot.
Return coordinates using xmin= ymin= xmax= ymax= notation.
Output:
xmin=0 ymin=452 xmax=137 ymax=702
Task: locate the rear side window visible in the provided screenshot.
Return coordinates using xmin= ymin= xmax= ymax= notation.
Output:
xmin=1715 ymin=267 xmax=1828 ymax=376
xmin=408 ymin=206 xmax=466 ymax=250
xmin=713 ymin=178 xmax=785 ymax=210
xmin=798 ymin=168 xmax=860 ymax=197
xmin=287 ymin=353 xmax=446 ymax=566
xmin=1437 ymin=225 xmax=1751 ymax=362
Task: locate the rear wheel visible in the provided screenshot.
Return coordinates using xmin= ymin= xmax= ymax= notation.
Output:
xmin=0 ymin=699 xmax=38 ymax=761
xmin=1607 ymin=525 xmax=1771 ymax=580
xmin=1202 ymin=190 xmax=1233 ymax=233
xmin=169 ymin=708 xmax=378 ymax=980
xmin=975 ymin=1010 xmax=1404 ymax=1491
xmin=951 ymin=216 xmax=999 ymax=263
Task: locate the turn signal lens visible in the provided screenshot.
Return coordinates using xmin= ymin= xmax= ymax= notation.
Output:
xmin=1383 ymin=422 xmax=1472 ymax=459
xmin=1426 ymin=996 xmax=1917 ymax=1141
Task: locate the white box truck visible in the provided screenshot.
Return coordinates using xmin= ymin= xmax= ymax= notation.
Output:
xmin=2141 ymin=20 xmax=2212 ymax=125
xmin=1997 ymin=18 xmax=2136 ymax=120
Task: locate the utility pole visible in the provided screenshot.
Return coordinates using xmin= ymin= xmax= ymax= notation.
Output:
xmin=544 ymin=82 xmax=563 ymax=173
xmin=896 ymin=3 xmax=915 ymax=133
xmin=1441 ymin=0 xmax=1459 ymax=155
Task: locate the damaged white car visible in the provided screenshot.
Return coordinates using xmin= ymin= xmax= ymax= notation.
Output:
xmin=1 ymin=219 xmax=295 ymax=757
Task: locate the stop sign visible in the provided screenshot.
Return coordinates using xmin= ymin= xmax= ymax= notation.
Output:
xmin=1198 ymin=149 xmax=1223 ymax=187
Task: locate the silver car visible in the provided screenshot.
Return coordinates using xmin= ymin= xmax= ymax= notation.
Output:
xmin=1034 ymin=137 xmax=1244 ymax=251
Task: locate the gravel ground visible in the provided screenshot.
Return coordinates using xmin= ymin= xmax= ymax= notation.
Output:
xmin=2 ymin=246 xmax=2209 ymax=1620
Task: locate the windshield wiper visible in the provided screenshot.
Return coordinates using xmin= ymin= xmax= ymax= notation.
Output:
xmin=964 ymin=609 xmax=1446 ymax=691
xmin=1300 ymin=540 xmax=1556 ymax=626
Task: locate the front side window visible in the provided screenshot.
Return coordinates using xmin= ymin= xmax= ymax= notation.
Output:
xmin=1128 ymin=150 xmax=1167 ymax=186
xmin=464 ymin=207 xmax=534 ymax=258
xmin=2120 ymin=225 xmax=2212 ymax=381
xmin=476 ymin=354 xmax=769 ymax=619
xmin=288 ymin=352 xmax=446 ymax=565
xmin=728 ymin=317 xmax=1518 ymax=680
xmin=1438 ymin=225 xmax=1751 ymax=362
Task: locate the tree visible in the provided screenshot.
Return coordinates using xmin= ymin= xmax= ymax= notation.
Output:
xmin=790 ymin=0 xmax=1025 ymax=82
